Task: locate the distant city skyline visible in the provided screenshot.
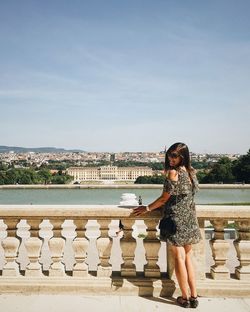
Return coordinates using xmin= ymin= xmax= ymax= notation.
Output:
xmin=0 ymin=144 xmax=244 ymax=155
xmin=0 ymin=1 xmax=250 ymax=154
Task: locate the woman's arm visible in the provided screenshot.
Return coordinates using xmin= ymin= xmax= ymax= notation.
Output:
xmin=132 ymin=191 xmax=171 ymax=216
xmin=132 ymin=170 xmax=178 ymax=217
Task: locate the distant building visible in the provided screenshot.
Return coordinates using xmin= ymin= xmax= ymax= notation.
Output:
xmin=49 ymin=170 xmax=59 ymax=174
xmin=67 ymin=165 xmax=153 ymax=182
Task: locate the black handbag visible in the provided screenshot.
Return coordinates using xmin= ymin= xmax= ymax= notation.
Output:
xmin=159 ymin=216 xmax=177 ymax=237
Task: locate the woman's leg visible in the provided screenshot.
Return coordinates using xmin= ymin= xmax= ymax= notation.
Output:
xmin=170 ymin=245 xmax=189 ymax=299
xmin=184 ymin=244 xmax=197 ymax=298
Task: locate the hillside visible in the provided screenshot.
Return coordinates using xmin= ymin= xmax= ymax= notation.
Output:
xmin=0 ymin=146 xmax=85 ymax=153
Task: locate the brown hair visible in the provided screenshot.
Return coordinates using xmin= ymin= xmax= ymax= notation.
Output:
xmin=164 ymin=142 xmax=195 ymax=182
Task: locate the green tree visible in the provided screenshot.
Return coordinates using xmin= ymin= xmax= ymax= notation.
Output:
xmin=0 ymin=162 xmax=8 ymax=171
xmin=4 ymin=169 xmax=19 ymax=184
xmin=37 ymin=169 xmax=52 ymax=184
xmin=196 ymin=171 xmax=207 ymax=182
xmin=0 ymin=171 xmax=6 ymax=184
xmin=18 ymin=169 xmax=38 ymax=184
xmin=18 ymin=173 xmax=33 ymax=184
xmin=150 ymin=163 xmax=164 ymax=170
xmin=135 ymin=175 xmax=165 ymax=184
xmin=200 ymin=157 xmax=235 ymax=183
xmin=51 ymin=172 xmax=73 ymax=184
xmin=191 ymin=160 xmax=210 ymax=170
xmin=232 ymin=149 xmax=250 ymax=183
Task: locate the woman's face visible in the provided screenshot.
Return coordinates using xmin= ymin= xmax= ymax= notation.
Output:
xmin=167 ymin=151 xmax=182 ymax=168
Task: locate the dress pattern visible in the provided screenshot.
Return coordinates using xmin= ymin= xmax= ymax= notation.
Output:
xmin=160 ymin=168 xmax=202 ymax=246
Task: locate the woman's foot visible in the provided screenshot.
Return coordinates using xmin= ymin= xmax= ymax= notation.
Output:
xmin=176 ymin=296 xmax=190 ymax=308
xmin=190 ymin=296 xmax=199 ymax=308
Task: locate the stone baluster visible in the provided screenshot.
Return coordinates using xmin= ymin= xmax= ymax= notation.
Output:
xmin=143 ymin=219 xmax=161 ymax=278
xmin=96 ymin=219 xmax=112 ymax=277
xmin=234 ymin=220 xmax=250 ymax=280
xmin=120 ymin=219 xmax=136 ymax=277
xmin=72 ymin=219 xmax=89 ymax=277
xmin=3 ymin=218 xmax=19 ymax=237
xmin=24 ymin=237 xmax=43 ymax=276
xmin=50 ymin=219 xmax=64 ymax=238
xmin=1 ymin=219 xmax=20 ymax=276
xmin=48 ymin=220 xmax=65 ymax=276
xmin=209 ymin=219 xmax=230 ymax=279
xmin=0 ymin=219 xmax=8 ymax=270
xmin=61 ymin=220 xmax=77 ymax=271
xmin=16 ymin=220 xmax=30 ymax=271
xmin=26 ymin=219 xmax=43 ymax=274
xmin=39 ymin=220 xmax=53 ymax=271
xmin=29 ymin=219 xmax=43 ymax=238
xmin=85 ymin=220 xmax=100 ymax=271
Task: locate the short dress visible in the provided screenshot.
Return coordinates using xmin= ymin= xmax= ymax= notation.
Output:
xmin=160 ymin=168 xmax=202 ymax=246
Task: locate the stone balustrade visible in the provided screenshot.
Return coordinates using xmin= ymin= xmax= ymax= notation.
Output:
xmin=0 ymin=204 xmax=249 ymax=297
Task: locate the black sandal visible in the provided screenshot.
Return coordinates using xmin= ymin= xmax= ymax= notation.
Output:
xmin=176 ymin=296 xmax=190 ymax=308
xmin=190 ymin=296 xmax=199 ymax=308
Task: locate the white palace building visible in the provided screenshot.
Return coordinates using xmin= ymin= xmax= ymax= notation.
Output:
xmin=67 ymin=165 xmax=153 ymax=182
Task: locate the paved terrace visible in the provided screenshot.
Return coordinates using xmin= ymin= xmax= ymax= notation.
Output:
xmin=0 ymin=294 xmax=250 ymax=312
xmin=0 ymin=204 xmax=249 ymax=311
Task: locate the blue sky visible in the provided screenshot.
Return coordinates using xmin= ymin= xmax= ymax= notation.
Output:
xmin=0 ymin=0 xmax=250 ymax=154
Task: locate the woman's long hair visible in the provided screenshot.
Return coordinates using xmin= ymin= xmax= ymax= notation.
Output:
xmin=164 ymin=142 xmax=195 ymax=182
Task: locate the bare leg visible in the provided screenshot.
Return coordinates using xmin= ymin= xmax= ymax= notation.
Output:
xmin=171 ymin=245 xmax=189 ymax=299
xmin=184 ymin=245 xmax=197 ymax=298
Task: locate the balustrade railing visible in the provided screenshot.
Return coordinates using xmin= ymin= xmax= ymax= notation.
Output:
xmin=0 ymin=204 xmax=249 ymax=295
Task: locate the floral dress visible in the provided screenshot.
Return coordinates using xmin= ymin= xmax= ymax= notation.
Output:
xmin=160 ymin=168 xmax=202 ymax=246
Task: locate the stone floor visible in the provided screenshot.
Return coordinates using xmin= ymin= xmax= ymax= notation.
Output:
xmin=0 ymin=295 xmax=250 ymax=312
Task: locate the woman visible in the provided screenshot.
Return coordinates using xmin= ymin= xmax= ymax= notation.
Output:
xmin=133 ymin=142 xmax=202 ymax=308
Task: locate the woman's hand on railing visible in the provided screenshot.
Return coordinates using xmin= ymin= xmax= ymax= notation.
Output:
xmin=131 ymin=205 xmax=148 ymax=217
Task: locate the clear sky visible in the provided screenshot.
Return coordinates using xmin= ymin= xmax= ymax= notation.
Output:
xmin=0 ymin=0 xmax=249 ymax=154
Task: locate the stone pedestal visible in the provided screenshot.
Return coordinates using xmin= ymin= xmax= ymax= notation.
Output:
xmin=48 ymin=238 xmax=65 ymax=276
xmin=1 ymin=237 xmax=20 ymax=276
xmin=72 ymin=237 xmax=89 ymax=277
xmin=25 ymin=237 xmax=43 ymax=276
xmin=97 ymin=237 xmax=112 ymax=277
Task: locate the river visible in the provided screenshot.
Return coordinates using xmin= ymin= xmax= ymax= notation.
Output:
xmin=0 ymin=188 xmax=249 ymax=205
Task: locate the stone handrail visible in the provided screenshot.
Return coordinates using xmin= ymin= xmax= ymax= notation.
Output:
xmin=0 ymin=204 xmax=249 ymax=296
xmin=0 ymin=184 xmax=249 ymax=189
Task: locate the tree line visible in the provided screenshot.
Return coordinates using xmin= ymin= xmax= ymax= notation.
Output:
xmin=0 ymin=166 xmax=73 ymax=185
xmin=197 ymin=150 xmax=250 ymax=183
xmin=135 ymin=149 xmax=250 ymax=184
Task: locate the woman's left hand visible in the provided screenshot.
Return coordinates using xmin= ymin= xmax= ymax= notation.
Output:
xmin=132 ymin=205 xmax=148 ymax=216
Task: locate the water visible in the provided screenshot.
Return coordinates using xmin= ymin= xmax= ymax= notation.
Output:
xmin=0 ymin=188 xmax=249 ymax=205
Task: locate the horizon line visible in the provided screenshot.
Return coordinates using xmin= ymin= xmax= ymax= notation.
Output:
xmin=0 ymin=144 xmax=246 ymax=155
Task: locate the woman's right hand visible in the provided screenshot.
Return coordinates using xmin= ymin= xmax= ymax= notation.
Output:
xmin=131 ymin=205 xmax=148 ymax=217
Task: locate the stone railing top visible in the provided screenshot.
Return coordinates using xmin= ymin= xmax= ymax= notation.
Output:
xmin=0 ymin=205 xmax=249 ymax=220
xmin=0 ymin=184 xmax=249 ymax=189
xmin=0 ymin=205 xmax=154 ymax=219
xmin=197 ymin=205 xmax=250 ymax=219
